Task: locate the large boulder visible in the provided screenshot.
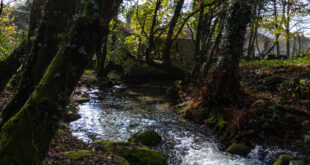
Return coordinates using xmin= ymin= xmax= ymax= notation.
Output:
xmin=273 ymin=154 xmax=293 ymax=165
xmin=225 ymin=143 xmax=251 ymax=157
xmin=128 ymin=130 xmax=162 ymax=147
xmin=94 ymin=141 xmax=167 ymax=165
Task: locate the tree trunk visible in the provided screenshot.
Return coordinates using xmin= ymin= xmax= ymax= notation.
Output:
xmin=145 ymin=0 xmax=162 ymax=63
xmin=191 ymin=2 xmax=205 ymax=77
xmin=163 ymin=0 xmax=185 ymax=65
xmin=28 ymin=0 xmax=45 ymax=44
xmin=203 ymin=0 xmax=252 ymax=106
xmin=0 ymin=0 xmax=79 ymax=126
xmin=285 ymin=0 xmax=291 ymax=57
xmin=0 ymin=0 xmax=121 ymax=164
xmin=0 ymin=0 xmax=46 ymax=94
xmin=0 ymin=42 xmax=26 ymax=93
xmin=96 ymin=23 xmax=110 ymax=78
xmin=273 ymin=0 xmax=280 ymax=56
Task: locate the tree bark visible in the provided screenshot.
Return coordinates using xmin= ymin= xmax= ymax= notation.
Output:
xmin=145 ymin=0 xmax=162 ymax=63
xmin=285 ymin=0 xmax=291 ymax=57
xmin=28 ymin=0 xmax=45 ymax=44
xmin=0 ymin=0 xmax=121 ymax=164
xmin=0 ymin=42 xmax=26 ymax=93
xmin=162 ymin=0 xmax=184 ymax=65
xmin=203 ymin=0 xmax=252 ymax=106
xmin=0 ymin=0 xmax=79 ymax=126
xmin=191 ymin=1 xmax=205 ymax=77
xmin=96 ymin=23 xmax=110 ymax=78
xmin=273 ymin=0 xmax=280 ymax=56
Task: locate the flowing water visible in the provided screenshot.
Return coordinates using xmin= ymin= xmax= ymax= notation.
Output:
xmin=69 ymin=84 xmax=304 ymax=165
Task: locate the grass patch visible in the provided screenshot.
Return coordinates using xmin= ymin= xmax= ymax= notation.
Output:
xmin=240 ymin=58 xmax=310 ymax=67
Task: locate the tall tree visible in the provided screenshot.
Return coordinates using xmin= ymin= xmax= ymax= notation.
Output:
xmin=203 ymin=0 xmax=252 ymax=106
xmin=96 ymin=23 xmax=110 ymax=78
xmin=0 ymin=0 xmax=121 ymax=164
xmin=0 ymin=0 xmax=79 ymax=126
xmin=0 ymin=0 xmax=45 ymax=94
xmin=145 ymin=0 xmax=162 ymax=63
xmin=162 ymin=0 xmax=185 ymax=65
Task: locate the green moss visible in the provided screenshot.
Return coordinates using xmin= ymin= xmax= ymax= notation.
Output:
xmin=225 ymin=143 xmax=251 ymax=157
xmin=64 ymin=150 xmax=95 ymax=161
xmin=128 ymin=130 xmax=162 ymax=147
xmin=216 ymin=117 xmax=228 ymax=131
xmin=76 ymin=96 xmax=90 ymax=103
xmin=95 ymin=141 xmax=167 ymax=165
xmin=84 ymin=69 xmax=94 ymax=75
xmin=110 ymin=154 xmax=130 ymax=165
xmin=64 ymin=105 xmax=81 ymax=122
xmin=273 ymin=154 xmax=293 ymax=165
xmin=64 ymin=150 xmax=129 ymax=165
xmin=55 ymin=128 xmax=66 ymax=138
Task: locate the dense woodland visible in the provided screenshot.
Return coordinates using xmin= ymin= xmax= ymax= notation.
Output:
xmin=0 ymin=0 xmax=310 ymax=164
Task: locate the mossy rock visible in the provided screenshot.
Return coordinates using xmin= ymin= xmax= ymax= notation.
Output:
xmin=64 ymin=106 xmax=81 ymax=122
xmin=273 ymin=154 xmax=293 ymax=165
xmin=94 ymin=141 xmax=167 ymax=165
xmin=64 ymin=150 xmax=129 ymax=165
xmin=225 ymin=143 xmax=251 ymax=157
xmin=128 ymin=130 xmax=162 ymax=147
xmin=64 ymin=150 xmax=95 ymax=161
xmin=76 ymin=96 xmax=90 ymax=103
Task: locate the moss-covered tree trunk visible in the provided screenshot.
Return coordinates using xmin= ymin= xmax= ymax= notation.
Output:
xmin=0 ymin=0 xmax=121 ymax=164
xmin=0 ymin=0 xmax=45 ymax=94
xmin=162 ymin=0 xmax=184 ymax=65
xmin=203 ymin=0 xmax=252 ymax=106
xmin=96 ymin=23 xmax=110 ymax=78
xmin=0 ymin=42 xmax=26 ymax=93
xmin=0 ymin=0 xmax=79 ymax=126
xmin=28 ymin=0 xmax=45 ymax=44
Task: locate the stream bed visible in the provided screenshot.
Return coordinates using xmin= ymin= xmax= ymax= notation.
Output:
xmin=69 ymin=84 xmax=304 ymax=165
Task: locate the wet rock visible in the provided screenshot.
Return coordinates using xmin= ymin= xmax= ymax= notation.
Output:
xmin=289 ymin=160 xmax=308 ymax=165
xmin=273 ymin=154 xmax=293 ymax=165
xmin=94 ymin=141 xmax=167 ymax=165
xmin=76 ymin=96 xmax=90 ymax=103
xmin=166 ymin=86 xmax=179 ymax=100
xmin=64 ymin=106 xmax=81 ymax=122
xmin=225 ymin=143 xmax=251 ymax=157
xmin=128 ymin=130 xmax=162 ymax=147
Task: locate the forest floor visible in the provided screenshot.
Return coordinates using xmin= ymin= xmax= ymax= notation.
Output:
xmin=239 ymin=58 xmax=310 ymax=113
xmin=178 ymin=57 xmax=310 ymax=156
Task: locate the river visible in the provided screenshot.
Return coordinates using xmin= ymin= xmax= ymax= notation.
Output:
xmin=69 ymin=84 xmax=301 ymax=165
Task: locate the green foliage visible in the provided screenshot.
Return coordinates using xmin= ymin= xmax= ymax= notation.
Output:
xmin=278 ymin=77 xmax=310 ymax=100
xmin=0 ymin=6 xmax=21 ymax=57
